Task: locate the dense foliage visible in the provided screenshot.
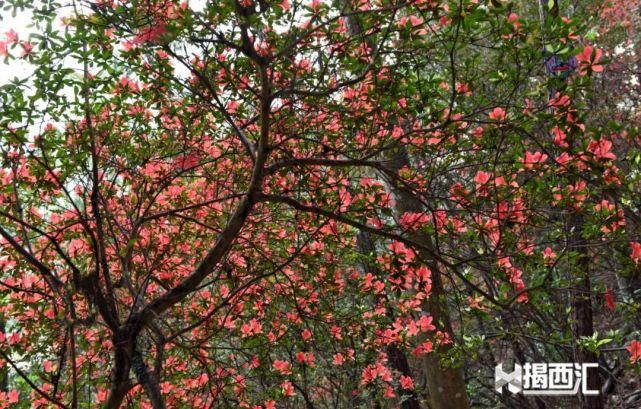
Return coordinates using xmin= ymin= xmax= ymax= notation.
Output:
xmin=0 ymin=0 xmax=639 ymax=408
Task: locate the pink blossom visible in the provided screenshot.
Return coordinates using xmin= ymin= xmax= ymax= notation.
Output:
xmin=400 ymin=375 xmax=415 ymax=390
xmin=630 ymin=242 xmax=641 ymax=264
xmin=489 ymin=107 xmax=506 ymax=121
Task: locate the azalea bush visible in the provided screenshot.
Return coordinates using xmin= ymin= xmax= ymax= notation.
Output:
xmin=0 ymin=0 xmax=640 ymax=408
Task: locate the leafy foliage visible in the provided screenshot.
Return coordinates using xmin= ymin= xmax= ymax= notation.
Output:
xmin=0 ymin=0 xmax=640 ymax=408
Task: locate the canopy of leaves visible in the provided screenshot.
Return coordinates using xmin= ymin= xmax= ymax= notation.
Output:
xmin=0 ymin=0 xmax=640 ymax=408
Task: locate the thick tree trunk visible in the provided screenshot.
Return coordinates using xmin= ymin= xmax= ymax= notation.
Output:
xmin=383 ymin=149 xmax=469 ymax=409
xmin=336 ymin=3 xmax=468 ymax=405
xmin=103 ymin=332 xmax=167 ymax=409
xmin=104 ymin=331 xmax=134 ymax=409
xmin=413 ymin=249 xmax=469 ymax=409
xmin=569 ymin=214 xmax=603 ymax=409
xmin=132 ymin=347 xmax=166 ymax=409
xmin=104 ymin=377 xmax=131 ymax=409
xmin=540 ymin=0 xmax=603 ymax=405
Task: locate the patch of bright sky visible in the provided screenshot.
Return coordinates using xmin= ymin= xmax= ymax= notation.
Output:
xmin=0 ymin=10 xmax=35 ymax=85
xmin=0 ymin=0 xmax=342 ymax=127
xmin=0 ymin=0 xmax=207 ymax=85
xmin=0 ymin=1 xmax=192 ymax=134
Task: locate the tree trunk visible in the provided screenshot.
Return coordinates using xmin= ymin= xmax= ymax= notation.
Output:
xmin=104 ymin=331 xmax=134 ymax=409
xmin=332 ymin=0 xmax=468 ymax=404
xmin=569 ymin=214 xmax=603 ymax=409
xmin=383 ymin=148 xmax=469 ymax=409
xmin=132 ymin=347 xmax=166 ymax=409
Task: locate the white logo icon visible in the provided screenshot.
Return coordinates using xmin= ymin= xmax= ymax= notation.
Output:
xmin=495 ymin=362 xmax=599 ymax=396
